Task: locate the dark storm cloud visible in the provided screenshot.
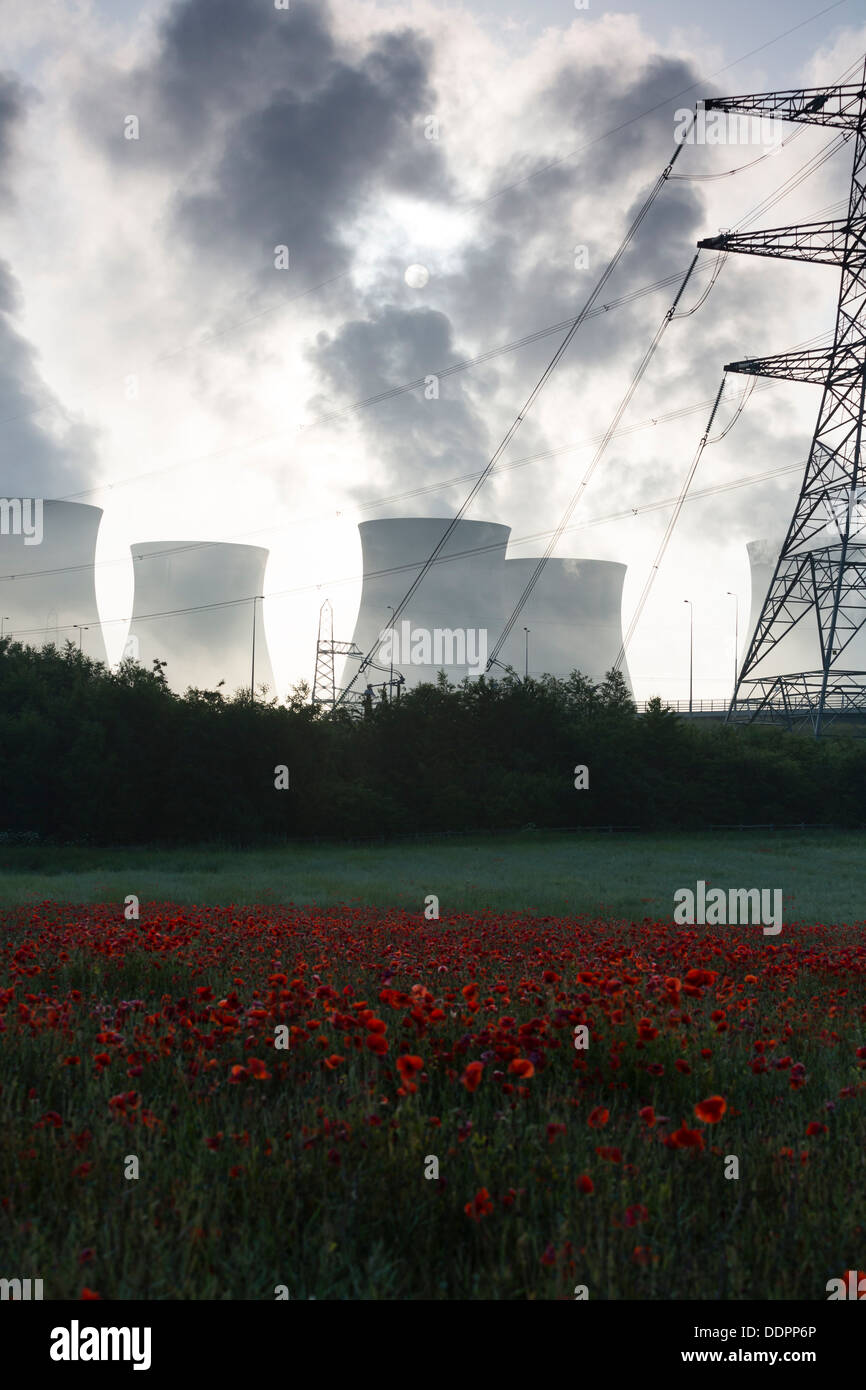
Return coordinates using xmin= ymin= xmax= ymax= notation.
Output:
xmin=175 ymin=29 xmax=446 ymax=282
xmin=306 ymin=53 xmax=716 ymax=514
xmin=446 ymin=54 xmax=710 ymax=359
xmin=0 ymin=80 xmax=97 ymax=498
xmin=0 ymin=263 xmax=98 ymax=498
xmin=0 ymin=72 xmax=29 ymax=206
xmin=307 ymin=303 xmax=497 ymax=509
xmin=76 ymin=0 xmax=448 ymax=284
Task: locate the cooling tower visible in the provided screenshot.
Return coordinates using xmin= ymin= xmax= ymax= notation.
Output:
xmin=127 ymin=541 xmax=275 ymax=697
xmin=498 ymin=557 xmax=632 ymax=690
xmin=346 ymin=518 xmax=511 ymax=690
xmin=0 ymin=499 xmax=106 ymax=660
xmin=744 ymin=537 xmax=836 ymax=678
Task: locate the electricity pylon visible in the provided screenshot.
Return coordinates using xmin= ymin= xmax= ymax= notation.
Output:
xmin=697 ymin=63 xmax=866 ymax=734
xmin=311 ymin=599 xmax=362 ymax=709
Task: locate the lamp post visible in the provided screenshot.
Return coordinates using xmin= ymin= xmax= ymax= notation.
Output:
xmin=683 ymin=600 xmax=693 ymax=713
xmin=726 ymin=590 xmax=739 ymax=696
xmin=0 ymin=616 xmax=9 ymax=640
xmin=523 ymin=626 xmax=530 ymax=681
xmin=250 ymin=595 xmax=263 ymax=700
xmin=74 ymin=624 xmax=89 ymax=653
xmin=387 ymin=605 xmax=395 ymax=698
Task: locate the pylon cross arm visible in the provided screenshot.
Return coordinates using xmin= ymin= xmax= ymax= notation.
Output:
xmin=704 ymin=83 xmax=865 ymax=130
xmin=723 ymin=344 xmax=861 ymax=384
xmin=698 ymin=218 xmax=858 ymax=267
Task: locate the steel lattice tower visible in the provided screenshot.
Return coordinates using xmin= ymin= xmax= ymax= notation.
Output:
xmin=311 ymin=599 xmax=362 ymax=709
xmin=697 ymin=61 xmax=866 ymax=734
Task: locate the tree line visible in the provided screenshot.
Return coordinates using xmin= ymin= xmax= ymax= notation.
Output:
xmin=0 ymin=639 xmax=864 ymax=845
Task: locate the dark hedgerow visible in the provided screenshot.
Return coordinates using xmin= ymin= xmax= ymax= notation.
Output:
xmin=0 ymin=638 xmax=864 ymax=845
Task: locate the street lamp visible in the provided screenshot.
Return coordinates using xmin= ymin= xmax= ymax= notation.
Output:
xmin=726 ymin=591 xmax=739 ymax=697
xmin=0 ymin=616 xmax=9 ymax=640
xmin=683 ymin=600 xmax=693 ymax=713
xmin=387 ymin=605 xmax=395 ymax=697
xmin=74 ymin=624 xmax=89 ymax=653
xmin=250 ymin=596 xmax=263 ymax=700
xmin=523 ymin=627 xmax=530 ymax=681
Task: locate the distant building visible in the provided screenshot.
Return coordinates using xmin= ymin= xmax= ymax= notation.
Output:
xmin=498 ymin=557 xmax=632 ymax=689
xmin=127 ymin=540 xmax=274 ymax=696
xmin=344 ymin=517 xmax=632 ymax=695
xmin=346 ymin=518 xmax=511 ymax=689
xmin=0 ymin=499 xmax=106 ymax=661
xmin=744 ymin=537 xmax=817 ymax=679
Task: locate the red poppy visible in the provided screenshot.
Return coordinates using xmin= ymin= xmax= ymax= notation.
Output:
xmin=805 ymin=1121 xmax=828 ymax=1137
xmin=396 ymin=1054 xmax=424 ymax=1081
xmin=464 ymin=1187 xmax=494 ymax=1222
xmin=323 ymin=1054 xmax=345 ymax=1069
xmin=639 ymin=1106 xmax=656 ymax=1126
xmin=577 ymin=1174 xmax=594 ymax=1194
xmin=595 ymin=1146 xmax=621 ymax=1162
xmin=667 ymin=1122 xmax=705 ymax=1151
xmin=624 ymin=1203 xmax=649 ymax=1227
xmin=80 ymin=1287 xmax=101 ymax=1299
xmin=247 ymin=1058 xmax=270 ymax=1080
xmin=509 ymin=1058 xmax=535 ymax=1079
xmin=365 ymin=1033 xmax=388 ymax=1055
xmin=587 ymin=1106 xmax=609 ymax=1128
xmin=462 ymin=1061 xmax=484 ymax=1092
xmin=694 ymin=1095 xmax=727 ymax=1124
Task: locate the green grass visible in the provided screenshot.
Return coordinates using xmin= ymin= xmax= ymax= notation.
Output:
xmin=1 ymin=829 xmax=864 ymax=922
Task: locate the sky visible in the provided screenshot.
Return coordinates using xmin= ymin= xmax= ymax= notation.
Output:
xmin=0 ymin=0 xmax=864 ymax=701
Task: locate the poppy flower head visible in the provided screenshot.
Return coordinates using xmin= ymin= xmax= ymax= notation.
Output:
xmin=464 ymin=1187 xmax=494 ymax=1222
xmin=509 ymin=1058 xmax=535 ymax=1079
xmin=694 ymin=1095 xmax=726 ymax=1124
xmin=461 ymin=1061 xmax=484 ymax=1092
xmin=396 ymin=1054 xmax=424 ymax=1081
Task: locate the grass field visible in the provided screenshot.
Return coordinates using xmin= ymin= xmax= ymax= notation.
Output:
xmin=0 ymin=829 xmax=864 ymax=923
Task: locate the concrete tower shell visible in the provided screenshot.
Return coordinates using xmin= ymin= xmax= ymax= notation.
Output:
xmin=498 ymin=557 xmax=632 ymax=690
xmin=346 ymin=518 xmax=511 ymax=690
xmin=743 ymin=538 xmax=849 ymax=679
xmin=128 ymin=541 xmax=275 ymax=696
xmin=0 ymin=499 xmax=107 ymax=661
